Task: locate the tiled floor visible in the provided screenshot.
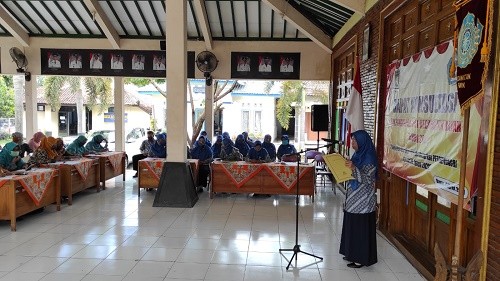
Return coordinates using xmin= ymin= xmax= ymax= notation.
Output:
xmin=0 ymin=172 xmax=425 ymax=281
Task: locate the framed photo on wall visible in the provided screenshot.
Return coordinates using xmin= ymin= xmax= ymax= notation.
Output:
xmin=362 ymin=23 xmax=370 ymax=61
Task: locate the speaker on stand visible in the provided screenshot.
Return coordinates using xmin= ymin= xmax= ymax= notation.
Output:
xmin=311 ymin=104 xmax=329 ymax=150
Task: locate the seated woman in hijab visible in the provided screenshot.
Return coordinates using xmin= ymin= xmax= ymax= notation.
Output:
xmin=235 ymin=134 xmax=250 ymax=159
xmin=220 ymin=138 xmax=243 ymax=161
xmin=150 ymin=133 xmax=167 ymax=158
xmin=242 ymin=131 xmax=255 ymax=147
xmin=262 ymin=134 xmax=277 ymax=162
xmin=222 ymin=132 xmax=234 ymax=146
xmin=211 ymin=135 xmax=223 ymax=158
xmin=28 ymin=136 xmax=59 ymax=166
xmin=0 ymin=143 xmax=27 ymax=171
xmin=247 ymin=141 xmax=271 ymax=163
xmin=276 ymin=135 xmax=297 ymax=161
xmin=28 ymin=132 xmax=45 ymax=151
xmin=66 ymin=136 xmax=89 ymax=156
xmin=85 ymin=134 xmax=108 ymax=153
xmin=190 ymin=136 xmax=213 ymax=191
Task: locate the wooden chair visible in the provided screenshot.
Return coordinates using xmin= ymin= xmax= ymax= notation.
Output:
xmin=314 ymin=154 xmax=336 ymax=194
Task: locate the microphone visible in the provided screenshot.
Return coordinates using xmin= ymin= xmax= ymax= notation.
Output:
xmin=321 ymin=138 xmax=343 ymax=144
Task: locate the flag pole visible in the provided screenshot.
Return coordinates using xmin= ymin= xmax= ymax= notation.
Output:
xmin=451 ymin=106 xmax=470 ymax=281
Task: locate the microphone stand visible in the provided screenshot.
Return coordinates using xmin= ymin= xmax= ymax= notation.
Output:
xmin=279 ymin=145 xmax=331 ymax=270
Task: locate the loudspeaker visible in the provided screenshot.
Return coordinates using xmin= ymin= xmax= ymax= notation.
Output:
xmin=311 ymin=104 xmax=329 ymax=131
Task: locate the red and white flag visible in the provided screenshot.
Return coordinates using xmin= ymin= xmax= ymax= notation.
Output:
xmin=346 ymin=56 xmax=365 ymax=133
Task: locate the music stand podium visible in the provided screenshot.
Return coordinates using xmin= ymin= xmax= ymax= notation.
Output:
xmin=279 ymin=148 xmax=324 ymax=270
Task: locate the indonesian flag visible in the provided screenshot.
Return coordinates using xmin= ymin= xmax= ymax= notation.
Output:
xmin=346 ymin=56 xmax=365 ymax=133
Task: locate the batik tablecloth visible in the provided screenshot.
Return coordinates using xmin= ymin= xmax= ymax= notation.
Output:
xmin=140 ymin=157 xmax=166 ymax=181
xmin=47 ymin=158 xmax=95 ymax=181
xmin=217 ymin=161 xmax=264 ymax=188
xmin=14 ymin=168 xmax=56 ymax=206
xmin=88 ymin=152 xmax=124 ymax=173
xmin=263 ymin=163 xmax=313 ymax=190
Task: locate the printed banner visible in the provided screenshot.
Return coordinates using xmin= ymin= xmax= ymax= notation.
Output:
xmin=455 ymin=0 xmax=488 ymax=109
xmin=383 ymin=41 xmax=481 ymax=210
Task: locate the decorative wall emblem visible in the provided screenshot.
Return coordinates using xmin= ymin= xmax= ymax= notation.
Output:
xmin=457 ymin=12 xmax=483 ymax=68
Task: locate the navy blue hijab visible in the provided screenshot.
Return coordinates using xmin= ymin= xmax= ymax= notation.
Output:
xmin=350 ymin=130 xmax=377 ymax=190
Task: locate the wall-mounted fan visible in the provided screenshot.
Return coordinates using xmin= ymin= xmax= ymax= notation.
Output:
xmin=196 ymin=51 xmax=218 ymax=86
xmin=9 ymin=47 xmax=31 ymax=81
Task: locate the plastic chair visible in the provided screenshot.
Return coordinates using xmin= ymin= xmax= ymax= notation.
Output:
xmin=305 ymin=150 xmax=322 ymax=164
xmin=314 ymin=154 xmax=336 ymax=194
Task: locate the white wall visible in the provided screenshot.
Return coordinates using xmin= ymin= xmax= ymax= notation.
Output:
xmin=222 ymin=95 xmax=276 ymax=141
xmin=91 ymin=106 xmax=150 ymax=131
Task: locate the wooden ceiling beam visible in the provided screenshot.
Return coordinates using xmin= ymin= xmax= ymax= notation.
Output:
xmin=263 ymin=0 xmax=332 ymax=54
xmin=83 ymin=0 xmax=120 ymax=49
xmin=331 ymin=0 xmax=365 ymax=15
xmin=193 ymin=0 xmax=213 ymax=50
xmin=0 ymin=4 xmax=29 ymax=47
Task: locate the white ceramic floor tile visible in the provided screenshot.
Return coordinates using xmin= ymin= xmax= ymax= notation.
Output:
xmin=52 ymin=258 xmax=103 ymax=274
xmin=0 ymin=171 xmax=424 ymax=281
xmin=16 ymin=256 xmax=67 ymax=273
xmin=0 ymin=256 xmax=32 ymax=271
xmin=356 ymin=271 xmax=400 ymax=281
xmin=40 ymin=272 xmax=86 ymax=281
xmin=205 ymin=264 xmax=245 ymax=281
xmin=0 ymin=271 xmax=46 ymax=281
xmin=90 ymin=259 xmax=137 ymax=275
xmin=166 ymin=262 xmax=210 ymax=279
xmin=319 ymin=268 xmax=361 ymax=281
xmin=81 ymin=274 xmax=124 ymax=281
xmin=106 ymin=246 xmax=149 ymax=260
xmin=126 ymin=260 xmax=173 ymax=278
xmin=72 ymin=245 xmax=117 ymax=259
xmin=177 ymin=249 xmax=215 ymax=263
xmin=141 ymin=247 xmax=182 ymax=262
xmin=394 ymin=272 xmax=426 ymax=281
xmin=40 ymin=243 xmax=86 ymax=258
xmin=211 ymin=250 xmax=248 ymax=265
xmin=243 ymin=265 xmax=283 ymax=281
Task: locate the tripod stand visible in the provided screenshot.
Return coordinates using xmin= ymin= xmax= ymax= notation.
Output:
xmin=279 ymin=147 xmax=325 ymax=270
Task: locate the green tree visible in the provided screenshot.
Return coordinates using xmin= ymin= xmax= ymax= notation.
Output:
xmin=125 ymin=78 xmax=239 ymax=147
xmin=276 ymin=81 xmax=303 ymax=130
xmin=0 ymin=75 xmax=15 ymax=118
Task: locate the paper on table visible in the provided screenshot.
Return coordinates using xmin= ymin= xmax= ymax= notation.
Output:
xmin=322 ymin=153 xmax=354 ymax=183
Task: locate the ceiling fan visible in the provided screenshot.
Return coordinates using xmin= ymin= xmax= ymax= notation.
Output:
xmin=9 ymin=47 xmax=31 ymax=81
xmin=196 ymin=51 xmax=218 ymax=86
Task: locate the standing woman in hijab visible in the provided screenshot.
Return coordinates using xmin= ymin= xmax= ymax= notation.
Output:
xmin=28 ymin=132 xmax=46 ymax=151
xmin=85 ymin=134 xmax=108 ymax=153
xmin=66 ymin=136 xmax=89 ymax=156
xmin=0 ymin=143 xmax=26 ymax=171
xmin=150 ymin=133 xmax=167 ymax=158
xmin=28 ymin=136 xmax=59 ymax=166
xmin=339 ymin=130 xmax=378 ymax=268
